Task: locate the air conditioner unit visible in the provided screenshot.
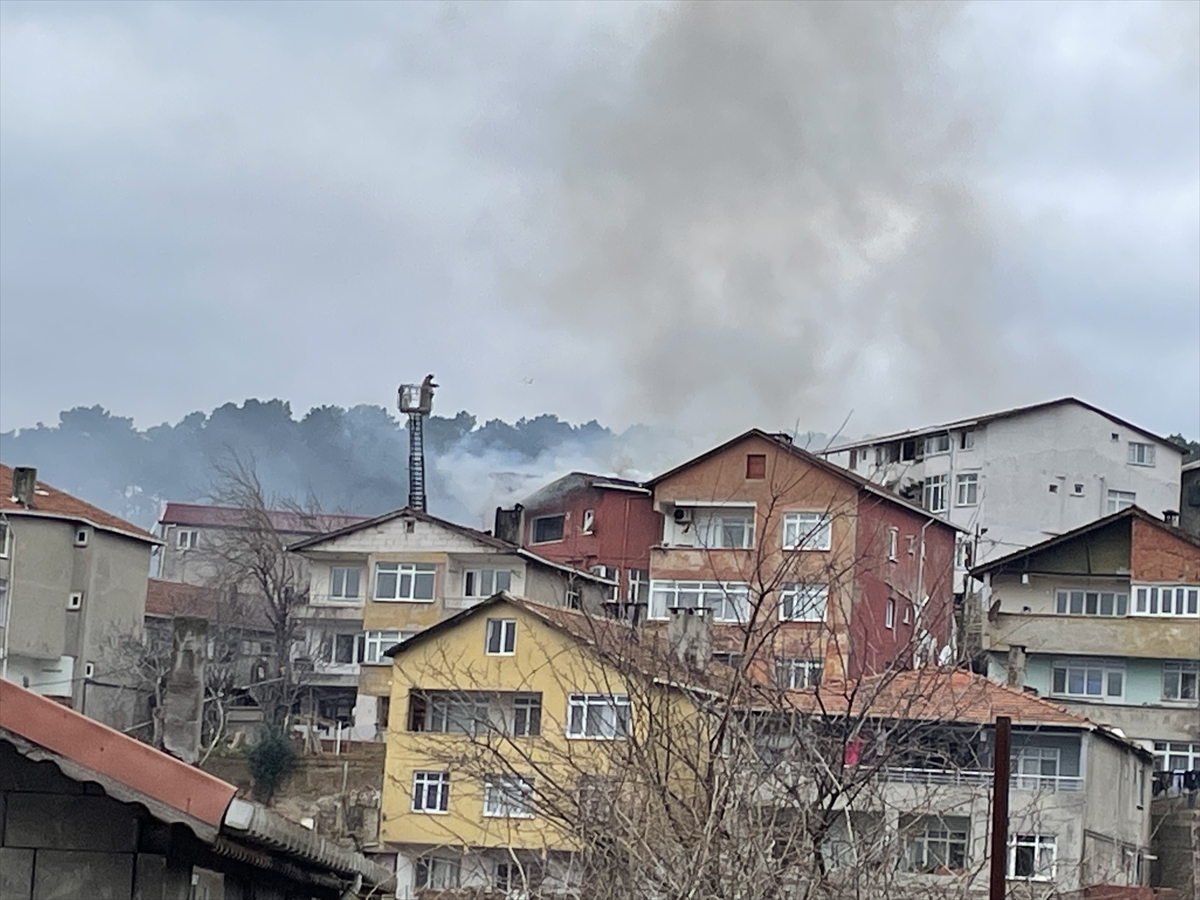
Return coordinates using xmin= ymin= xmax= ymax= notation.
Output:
xmin=673 ymin=507 xmax=693 ymax=524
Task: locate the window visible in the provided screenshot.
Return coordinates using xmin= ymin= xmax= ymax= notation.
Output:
xmin=1055 ymin=590 xmax=1129 ymax=617
xmin=925 ymin=433 xmax=951 ymax=455
xmin=1072 ymin=482 xmax=1085 ymax=496
xmin=956 ymin=540 xmax=974 ymax=569
xmin=1154 ymin=741 xmax=1200 ymax=772
xmin=414 ymin=857 xmax=460 ymax=890
xmin=67 ymin=592 xmax=83 ymax=611
xmin=1051 ymin=658 xmax=1124 ymax=700
xmin=484 ymin=775 xmax=535 ymax=818
xmin=776 ymin=658 xmax=823 ymax=689
xmin=582 ymin=509 xmax=595 ymax=533
xmin=901 ymin=439 xmax=922 ymax=462
xmin=332 ymin=633 xmax=361 ymax=664
xmin=513 ymin=695 xmax=542 ymax=736
xmin=902 ymin=816 xmax=969 ymax=874
xmin=1106 ymin=489 xmax=1136 ymax=513
xmin=848 ymin=449 xmax=858 ymax=470
xmin=0 ymin=520 xmax=8 ymax=557
xmin=886 ymin=443 xmax=901 ymax=463
xmin=1134 ymin=585 xmax=1199 ymax=616
xmin=567 ymin=694 xmax=630 ymax=739
xmin=746 ymin=453 xmax=766 ymax=479
xmin=485 ymin=619 xmax=517 ymax=655
xmin=875 ymin=446 xmax=884 ymax=466
xmin=695 ymin=510 xmax=755 ymax=549
xmin=329 ymin=566 xmax=361 ymax=600
xmin=83 ymin=662 xmax=95 ymax=679
xmin=779 ymin=583 xmax=828 ymax=622
xmin=1128 ymin=442 xmax=1156 ymax=466
xmin=361 ymin=630 xmax=413 ymax=663
xmin=1162 ymin=661 xmax=1199 ymax=702
xmin=649 ymin=581 xmax=749 ymax=623
xmin=960 ymin=430 xmax=975 ymax=450
xmin=532 ymin=514 xmax=565 ymax=544
xmin=887 ymin=527 xmax=898 ymax=561
xmin=74 ymin=527 xmax=90 ymax=548
xmin=0 ymin=578 xmax=7 ymax=624
xmin=782 ymin=512 xmax=832 ymax=551
xmin=374 ymin=562 xmax=435 ymax=601
xmin=412 ymin=772 xmax=450 ymax=812
xmin=464 ymin=569 xmax=513 ymax=598
xmin=175 ymin=529 xmax=198 ymax=550
xmin=565 ymin=586 xmax=582 ymax=610
xmin=712 ymin=651 xmax=744 ymax=669
xmin=955 ymin=473 xmax=979 ymax=506
xmin=922 ymin=475 xmax=948 ymax=513
xmin=627 ymin=568 xmax=649 ymax=605
xmin=1013 ymin=747 xmax=1059 ymax=790
xmin=885 ymin=598 xmax=895 ymax=629
xmin=1009 ymin=835 xmax=1056 ymax=881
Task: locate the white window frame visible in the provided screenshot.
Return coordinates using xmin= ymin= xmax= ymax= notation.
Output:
xmin=1132 ymin=585 xmax=1199 ymax=617
xmin=485 ymin=619 xmax=517 ymax=655
xmin=1013 ymin=746 xmax=1060 ymax=790
xmin=582 ymin=509 xmax=595 ymax=533
xmin=924 ymin=433 xmax=951 ymax=456
xmin=531 ymin=514 xmax=565 ymax=544
xmin=694 ymin=509 xmax=755 ymax=550
xmin=902 ymin=816 xmax=970 ymax=874
xmin=74 ymin=527 xmax=90 ymax=548
xmin=0 ymin=521 xmax=9 ymax=558
xmin=1051 ymin=658 xmax=1125 ymax=701
xmin=1008 ymin=834 xmax=1056 ymax=881
xmin=330 ymin=632 xmax=362 ymax=665
xmin=923 ymin=475 xmax=948 ymax=514
xmin=779 ymin=583 xmax=828 ymax=622
xmin=374 ymin=562 xmax=436 ymax=602
xmin=1106 ymin=489 xmax=1136 ymax=514
xmin=955 ymin=473 xmax=979 ymax=507
xmin=415 ymin=857 xmax=460 ymax=891
xmin=776 ymin=658 xmax=823 ymax=689
xmin=1154 ymin=740 xmax=1200 ymax=772
xmin=648 ymin=581 xmax=749 ymax=623
xmin=464 ymin=568 xmax=513 ymax=598
xmin=175 ymin=529 xmax=199 ymax=550
xmin=328 ymin=566 xmax=361 ymax=601
xmin=1055 ymin=589 xmax=1130 ymax=617
xmin=483 ymin=775 xmax=535 ymax=818
xmin=885 ymin=598 xmax=895 ymax=629
xmin=512 ymin=694 xmax=542 ymax=736
xmin=411 ymin=771 xmax=450 ymax=813
xmin=362 ymin=630 xmax=412 ymax=664
xmin=566 ymin=694 xmax=630 ymax=739
xmin=627 ymin=568 xmax=649 ymax=605
xmin=1127 ymin=442 xmax=1156 ymax=467
xmin=0 ymin=577 xmax=8 ymax=624
xmin=887 ymin=527 xmax=898 ymax=561
xmin=67 ymin=592 xmax=83 ymax=611
xmin=782 ymin=512 xmax=832 ymax=551
xmin=959 ymin=430 xmax=975 ymax=451
xmin=1162 ymin=660 xmax=1199 ymax=702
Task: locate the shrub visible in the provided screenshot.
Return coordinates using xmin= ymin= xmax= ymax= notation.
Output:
xmin=247 ymin=729 xmax=297 ymax=802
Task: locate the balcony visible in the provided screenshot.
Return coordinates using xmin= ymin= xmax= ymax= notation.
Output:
xmin=984 ymin=611 xmax=1199 ymax=660
xmin=878 ymin=768 xmax=1082 ymax=792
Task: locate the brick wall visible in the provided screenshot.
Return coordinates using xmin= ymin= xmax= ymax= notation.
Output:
xmin=1131 ymin=518 xmax=1200 ymax=582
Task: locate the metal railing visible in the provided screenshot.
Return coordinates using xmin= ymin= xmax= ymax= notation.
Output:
xmin=879 ymin=768 xmax=1082 ymax=791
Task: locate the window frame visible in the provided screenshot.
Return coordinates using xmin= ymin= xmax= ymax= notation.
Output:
xmin=1162 ymin=660 xmax=1199 ymax=702
xmin=887 ymin=527 xmax=898 ymax=561
xmin=885 ymin=598 xmax=895 ymax=630
xmin=361 ymin=630 xmax=412 ymax=664
xmin=1054 ymin=589 xmax=1129 ymax=617
xmin=776 ymin=657 xmax=823 ymax=689
xmin=955 ymin=472 xmax=979 ymax=507
xmin=414 ymin=857 xmax=460 ymax=891
xmin=778 ymin=583 xmax=828 ymax=622
xmin=923 ymin=475 xmax=948 ymax=514
xmin=1132 ymin=585 xmax=1199 ymax=617
xmin=531 ymin=514 xmax=565 ymax=544
xmin=374 ymin=561 xmax=436 ymax=602
xmin=924 ymin=433 xmax=951 ymax=456
xmin=464 ymin=568 xmax=513 ymax=599
xmin=411 ymin=771 xmax=451 ymax=814
xmin=627 ymin=568 xmax=649 ymax=605
xmin=1008 ymin=834 xmax=1056 ymax=882
xmin=1106 ymin=489 xmax=1136 ymax=514
xmin=1154 ymin=740 xmax=1200 ymax=772
xmin=1127 ymin=442 xmax=1156 ymax=467
xmin=959 ymin=430 xmax=975 ymax=451
xmin=1051 ymin=658 xmax=1125 ymax=701
xmin=483 ymin=775 xmax=535 ymax=818
xmin=175 ymin=528 xmax=198 ymax=550
xmin=648 ymin=580 xmax=749 ymax=623
xmin=566 ymin=693 xmax=630 ymax=740
xmin=694 ymin=509 xmax=756 ymax=550
xmin=485 ymin=618 xmax=517 ymax=655
xmin=328 ymin=566 xmax=362 ymax=601
xmin=746 ymin=453 xmax=767 ymax=479
xmin=512 ymin=694 xmax=542 ymax=737
xmin=901 ymin=815 xmax=970 ymax=875
xmin=782 ymin=512 xmax=832 ymax=552
xmin=0 ymin=520 xmax=9 ymax=558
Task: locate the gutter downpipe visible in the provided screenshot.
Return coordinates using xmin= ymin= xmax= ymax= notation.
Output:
xmin=1 ymin=515 xmax=13 ymax=682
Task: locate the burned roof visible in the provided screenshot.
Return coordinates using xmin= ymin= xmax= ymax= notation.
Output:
xmin=1 ymin=464 xmax=159 ymax=544
xmin=160 ymin=502 xmax=368 ymax=535
xmin=144 ymin=578 xmax=273 ymax=630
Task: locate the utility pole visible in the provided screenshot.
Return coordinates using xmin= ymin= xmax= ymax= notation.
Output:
xmin=989 ymin=714 xmax=1011 ymax=900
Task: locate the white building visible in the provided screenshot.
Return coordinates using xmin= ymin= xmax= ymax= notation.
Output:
xmin=821 ymin=398 xmax=1184 ymax=592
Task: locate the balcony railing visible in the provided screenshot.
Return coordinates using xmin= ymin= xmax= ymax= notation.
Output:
xmin=879 ymin=768 xmax=1082 ymax=791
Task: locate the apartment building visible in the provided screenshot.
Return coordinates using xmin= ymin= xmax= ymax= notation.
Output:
xmin=644 ymin=429 xmax=958 ymax=681
xmin=821 ymin=398 xmax=1184 ymax=592
xmin=495 ymin=471 xmax=661 ymax=608
xmin=973 ymin=506 xmax=1200 ymax=770
xmin=0 ymin=465 xmax=159 ymax=729
xmin=287 ymin=507 xmax=617 ymax=741
xmin=157 ymin=501 xmax=366 ymax=586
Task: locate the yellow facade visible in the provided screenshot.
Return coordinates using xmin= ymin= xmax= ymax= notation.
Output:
xmin=380 ymin=597 xmax=709 ymax=854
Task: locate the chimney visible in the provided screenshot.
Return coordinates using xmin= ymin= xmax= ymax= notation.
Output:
xmin=494 ymin=504 xmax=523 ymax=544
xmin=1005 ymin=644 xmax=1027 ymax=691
xmin=1163 ymin=509 xmax=1179 ymax=527
xmin=667 ymin=607 xmax=712 ymax=669
xmin=10 ymin=466 xmax=37 ymax=508
xmin=161 ymin=616 xmax=207 ymax=764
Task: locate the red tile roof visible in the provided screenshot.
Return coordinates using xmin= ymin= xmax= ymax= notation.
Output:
xmin=145 ymin=579 xmax=273 ymax=630
xmin=1 ymin=464 xmax=158 ymax=543
xmin=160 ymin=502 xmax=368 ymax=535
xmin=782 ymin=668 xmax=1091 ymax=728
xmin=0 ymin=678 xmax=237 ymax=828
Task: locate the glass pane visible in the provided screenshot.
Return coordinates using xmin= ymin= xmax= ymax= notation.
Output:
xmin=1136 ymin=588 xmax=1147 ymax=613
xmin=1117 ymin=594 xmax=1128 ymax=616
xmin=1100 ymin=593 xmax=1114 ymax=616
xmin=376 ymin=570 xmax=398 ymax=599
xmin=1188 ymin=590 xmax=1198 ymax=615
xmin=1085 ymin=593 xmax=1098 ymax=615
xmin=480 ymin=570 xmax=494 ymax=595
xmin=1053 ymin=668 xmax=1066 ymax=693
xmin=1086 ymin=669 xmax=1103 ymax=695
xmin=346 ymin=568 xmax=360 ymax=598
xmin=332 ymin=568 xmax=345 ymax=596
xmin=1056 ymin=592 xmax=1068 ymax=614
xmin=1149 ymin=588 xmax=1158 ymax=614
xmin=1107 ymin=671 xmax=1123 ymax=696
xmin=1175 ymin=588 xmax=1186 ymax=615
xmin=414 ymin=572 xmax=435 ymax=599
xmin=496 ymin=570 xmax=512 ymax=592
xmin=1070 ymin=592 xmax=1084 ymax=614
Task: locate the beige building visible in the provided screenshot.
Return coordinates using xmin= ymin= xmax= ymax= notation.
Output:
xmin=0 ymin=465 xmax=159 ymax=729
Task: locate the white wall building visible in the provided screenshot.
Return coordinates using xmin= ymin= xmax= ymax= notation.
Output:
xmin=821 ymin=399 xmax=1184 ymax=592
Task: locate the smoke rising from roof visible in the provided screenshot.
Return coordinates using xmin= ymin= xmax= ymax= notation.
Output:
xmin=534 ymin=2 xmax=1001 ymax=434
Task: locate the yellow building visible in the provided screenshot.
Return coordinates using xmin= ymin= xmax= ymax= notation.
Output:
xmin=379 ymin=592 xmax=728 ymax=897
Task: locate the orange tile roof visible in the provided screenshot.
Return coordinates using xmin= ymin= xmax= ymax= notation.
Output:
xmin=0 ymin=678 xmax=237 ymax=829
xmin=782 ymin=668 xmax=1090 ymax=727
xmin=1 ymin=464 xmax=158 ymax=543
xmin=145 ymin=579 xmax=273 ymax=630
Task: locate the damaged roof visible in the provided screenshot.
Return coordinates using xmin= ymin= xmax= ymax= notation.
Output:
xmin=160 ymin=502 xmax=369 ymax=535
xmin=1 ymin=463 xmax=159 ymax=544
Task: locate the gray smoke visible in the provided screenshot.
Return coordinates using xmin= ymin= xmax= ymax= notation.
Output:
xmin=532 ymin=1 xmax=999 ymax=434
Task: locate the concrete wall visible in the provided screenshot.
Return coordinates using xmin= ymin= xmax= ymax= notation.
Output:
xmin=1181 ymin=464 xmax=1200 ymax=539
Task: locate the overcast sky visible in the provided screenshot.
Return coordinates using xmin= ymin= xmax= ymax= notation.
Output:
xmin=1 ymin=0 xmax=1197 ymax=442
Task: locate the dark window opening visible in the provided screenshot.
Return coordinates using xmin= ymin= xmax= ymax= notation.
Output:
xmin=746 ymin=454 xmax=767 ymax=479
xmin=532 ymin=515 xmax=565 ymax=543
